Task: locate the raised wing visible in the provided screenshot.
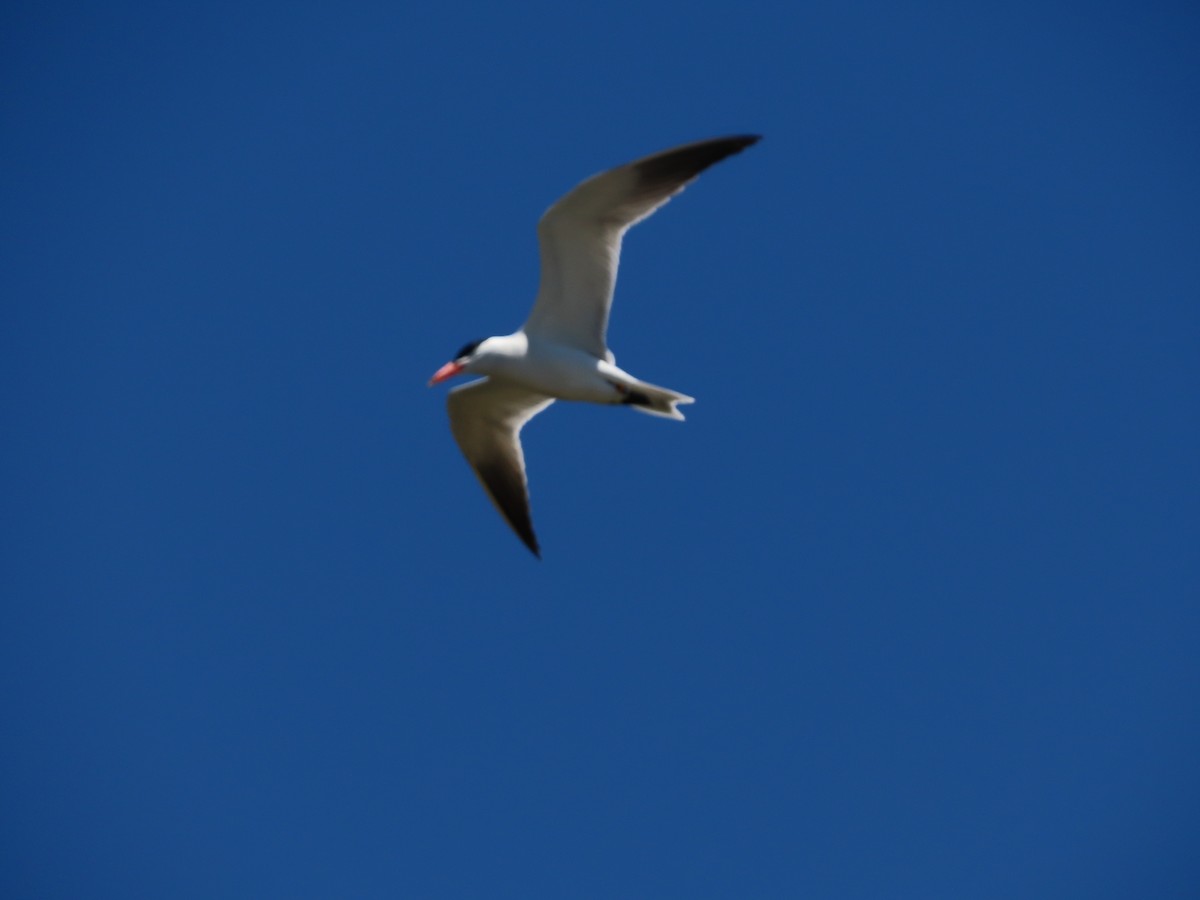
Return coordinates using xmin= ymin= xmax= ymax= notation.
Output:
xmin=523 ymin=135 xmax=761 ymax=359
xmin=447 ymin=378 xmax=555 ymax=557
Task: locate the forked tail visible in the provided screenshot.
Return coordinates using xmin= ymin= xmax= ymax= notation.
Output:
xmin=620 ymin=379 xmax=695 ymax=421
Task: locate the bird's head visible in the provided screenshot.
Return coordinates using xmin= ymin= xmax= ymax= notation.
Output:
xmin=428 ymin=338 xmax=486 ymax=385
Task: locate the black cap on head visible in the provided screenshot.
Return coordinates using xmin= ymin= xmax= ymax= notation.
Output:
xmin=454 ymin=339 xmax=484 ymax=361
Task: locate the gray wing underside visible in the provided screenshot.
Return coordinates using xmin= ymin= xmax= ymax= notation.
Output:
xmin=522 ymin=135 xmax=761 ymax=359
xmin=447 ymin=378 xmax=555 ymax=557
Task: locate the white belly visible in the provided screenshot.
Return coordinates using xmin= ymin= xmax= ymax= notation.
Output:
xmin=494 ymin=336 xmax=627 ymax=403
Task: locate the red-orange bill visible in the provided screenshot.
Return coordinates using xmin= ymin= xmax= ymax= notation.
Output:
xmin=428 ymin=361 xmax=464 ymax=385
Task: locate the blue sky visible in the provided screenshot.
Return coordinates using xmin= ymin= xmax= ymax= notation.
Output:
xmin=2 ymin=1 xmax=1198 ymax=897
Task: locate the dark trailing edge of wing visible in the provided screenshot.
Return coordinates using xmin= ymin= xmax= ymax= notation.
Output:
xmin=632 ymin=134 xmax=761 ymax=199
xmin=476 ymin=458 xmax=541 ymax=559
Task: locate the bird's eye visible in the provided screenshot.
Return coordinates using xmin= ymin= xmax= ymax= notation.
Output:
xmin=454 ymin=339 xmax=483 ymax=360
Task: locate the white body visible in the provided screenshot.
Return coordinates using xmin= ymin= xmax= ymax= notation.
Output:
xmin=432 ymin=135 xmax=760 ymax=555
xmin=464 ymin=332 xmax=638 ymax=404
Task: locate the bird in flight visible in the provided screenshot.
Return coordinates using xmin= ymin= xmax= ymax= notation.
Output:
xmin=428 ymin=134 xmax=760 ymax=557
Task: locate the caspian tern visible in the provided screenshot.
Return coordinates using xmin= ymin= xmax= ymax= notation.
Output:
xmin=429 ymin=134 xmax=760 ymax=557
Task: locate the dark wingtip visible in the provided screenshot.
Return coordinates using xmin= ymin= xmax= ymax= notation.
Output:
xmin=517 ymin=524 xmax=541 ymax=558
xmin=522 ymin=532 xmax=542 ymax=559
xmin=705 ymin=133 xmax=762 ymax=158
xmin=632 ymin=134 xmax=762 ymax=192
xmin=473 ymin=458 xmax=543 ymax=559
